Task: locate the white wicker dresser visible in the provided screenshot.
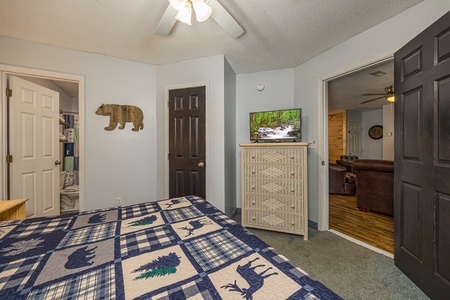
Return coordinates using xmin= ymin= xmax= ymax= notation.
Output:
xmin=240 ymin=143 xmax=308 ymax=240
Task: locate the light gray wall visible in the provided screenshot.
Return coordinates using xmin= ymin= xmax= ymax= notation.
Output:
xmin=293 ymin=0 xmax=450 ymax=224
xmin=224 ymin=58 xmax=237 ymax=215
xmin=362 ymin=110 xmax=383 ymax=159
xmin=347 ymin=110 xmax=362 ymax=122
xmin=383 ymin=104 xmax=395 ymax=160
xmin=235 ymin=68 xmax=295 ymax=208
xmin=0 ymin=36 xmax=157 ymax=210
xmin=156 ymin=55 xmax=226 ymax=212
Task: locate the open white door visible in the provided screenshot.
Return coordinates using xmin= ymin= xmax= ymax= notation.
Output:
xmin=346 ymin=121 xmax=362 ymax=157
xmin=9 ymin=76 xmax=60 ymax=217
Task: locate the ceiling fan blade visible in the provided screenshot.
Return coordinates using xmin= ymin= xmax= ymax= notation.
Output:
xmin=207 ymin=0 xmax=244 ymax=38
xmin=360 ymin=96 xmax=385 ymax=104
xmin=155 ymin=5 xmax=178 ymax=36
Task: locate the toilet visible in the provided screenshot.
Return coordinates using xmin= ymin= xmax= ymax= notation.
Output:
xmin=60 ymin=172 xmax=79 ymax=212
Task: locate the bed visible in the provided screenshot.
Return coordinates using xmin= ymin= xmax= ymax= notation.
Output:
xmin=0 ymin=195 xmax=342 ymax=299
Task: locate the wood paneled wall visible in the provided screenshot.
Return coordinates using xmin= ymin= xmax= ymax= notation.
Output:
xmin=328 ymin=110 xmax=347 ymax=163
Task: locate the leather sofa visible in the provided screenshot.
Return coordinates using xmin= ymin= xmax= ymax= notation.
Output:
xmin=329 ymin=163 xmax=356 ymax=195
xmin=336 ymin=155 xmax=359 ymax=173
xmin=353 ymin=159 xmax=394 ymax=216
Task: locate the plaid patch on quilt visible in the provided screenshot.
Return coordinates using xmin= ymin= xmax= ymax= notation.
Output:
xmin=121 ymin=202 xmax=158 ymax=219
xmin=183 ymin=230 xmax=252 ymax=272
xmin=26 ymin=263 xmax=116 ymax=300
xmin=0 ymin=196 xmax=343 ymax=300
xmin=163 ymin=205 xmax=203 ymax=223
xmin=57 ymin=222 xmax=117 ymax=249
xmin=0 ymin=255 xmax=44 ymax=290
xmin=120 ymin=226 xmax=175 ymax=258
xmin=9 ymin=217 xmax=71 ymax=239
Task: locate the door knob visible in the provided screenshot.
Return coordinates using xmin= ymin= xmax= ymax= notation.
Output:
xmin=55 ymin=160 xmax=62 ymax=165
xmin=198 ymin=162 xmax=205 ymax=168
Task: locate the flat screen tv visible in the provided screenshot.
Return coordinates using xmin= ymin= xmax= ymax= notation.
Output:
xmin=249 ymin=108 xmax=301 ymax=142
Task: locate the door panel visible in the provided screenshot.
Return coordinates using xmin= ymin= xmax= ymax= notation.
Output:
xmin=347 ymin=121 xmax=362 ymax=157
xmin=168 ymin=86 xmax=206 ymax=199
xmin=394 ymin=11 xmax=450 ymax=299
xmin=10 ymin=76 xmax=60 ymax=217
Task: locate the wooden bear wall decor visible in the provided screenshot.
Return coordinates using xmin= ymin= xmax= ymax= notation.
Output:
xmin=96 ymin=104 xmax=144 ymax=131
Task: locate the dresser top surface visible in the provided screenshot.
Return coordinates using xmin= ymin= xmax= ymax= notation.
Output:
xmin=240 ymin=142 xmax=309 ymax=148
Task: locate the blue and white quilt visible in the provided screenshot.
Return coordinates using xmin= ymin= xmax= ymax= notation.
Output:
xmin=0 ymin=195 xmax=342 ymax=299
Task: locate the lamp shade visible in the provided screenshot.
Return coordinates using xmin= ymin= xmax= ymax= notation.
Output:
xmin=169 ymin=0 xmax=187 ymax=11
xmin=175 ymin=4 xmax=192 ymax=25
xmin=192 ymin=0 xmax=212 ymax=22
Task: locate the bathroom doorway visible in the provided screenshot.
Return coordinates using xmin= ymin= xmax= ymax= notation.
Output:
xmin=1 ymin=65 xmax=84 ymax=217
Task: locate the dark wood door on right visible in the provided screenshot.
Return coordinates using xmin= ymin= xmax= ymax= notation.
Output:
xmin=168 ymin=86 xmax=206 ymax=199
xmin=394 ymin=10 xmax=450 ymax=299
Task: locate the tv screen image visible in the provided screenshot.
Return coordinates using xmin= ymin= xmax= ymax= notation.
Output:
xmin=249 ymin=108 xmax=301 ymax=141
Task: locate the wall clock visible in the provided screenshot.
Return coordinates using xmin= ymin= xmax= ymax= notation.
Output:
xmin=368 ymin=125 xmax=383 ymax=139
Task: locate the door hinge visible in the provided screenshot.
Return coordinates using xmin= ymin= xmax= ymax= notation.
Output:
xmin=167 ymin=153 xmax=170 ymax=159
xmin=167 ymin=101 xmax=170 ymax=108
xmin=6 ymin=88 xmax=12 ymax=97
xmin=6 ymin=155 xmax=13 ymax=164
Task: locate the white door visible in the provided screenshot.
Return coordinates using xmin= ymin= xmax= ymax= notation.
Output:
xmin=347 ymin=121 xmax=362 ymax=157
xmin=9 ymin=76 xmax=60 ymax=217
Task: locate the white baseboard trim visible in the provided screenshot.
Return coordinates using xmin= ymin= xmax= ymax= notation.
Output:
xmin=329 ymin=229 xmax=394 ymax=259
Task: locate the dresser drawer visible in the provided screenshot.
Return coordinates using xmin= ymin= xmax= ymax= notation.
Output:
xmin=243 ymin=164 xmax=303 ymax=181
xmin=243 ymin=210 xmax=304 ymax=234
xmin=243 ymin=195 xmax=303 ymax=214
xmin=244 ymin=179 xmax=303 ymax=196
xmin=243 ymin=148 xmax=304 ymax=165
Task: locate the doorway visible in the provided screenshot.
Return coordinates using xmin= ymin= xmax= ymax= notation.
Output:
xmin=168 ymin=86 xmax=206 ymax=199
xmin=0 ymin=65 xmax=84 ymax=215
xmin=164 ymin=82 xmax=210 ymax=200
xmin=319 ymin=57 xmax=395 ymax=255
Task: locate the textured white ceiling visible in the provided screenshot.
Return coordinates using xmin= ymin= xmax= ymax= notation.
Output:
xmin=0 ymin=0 xmax=423 ymax=74
xmin=328 ymin=60 xmax=394 ymax=112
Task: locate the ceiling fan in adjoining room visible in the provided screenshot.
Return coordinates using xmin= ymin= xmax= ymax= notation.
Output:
xmin=360 ymin=85 xmax=395 ymax=104
xmin=155 ymin=0 xmax=244 ymax=38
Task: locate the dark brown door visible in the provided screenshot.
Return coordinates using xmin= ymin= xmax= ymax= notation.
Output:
xmin=394 ymin=11 xmax=450 ymax=299
xmin=168 ymin=86 xmax=206 ymax=199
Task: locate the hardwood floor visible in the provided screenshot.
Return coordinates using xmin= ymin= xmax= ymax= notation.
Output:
xmin=329 ymin=194 xmax=394 ymax=254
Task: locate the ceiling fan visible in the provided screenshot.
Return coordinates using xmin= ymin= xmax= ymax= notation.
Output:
xmin=155 ymin=0 xmax=244 ymax=38
xmin=360 ymin=86 xmax=394 ymax=104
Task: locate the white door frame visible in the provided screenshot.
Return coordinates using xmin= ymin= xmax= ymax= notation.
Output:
xmin=317 ymin=56 xmax=393 ymax=230
xmin=0 ymin=64 xmax=85 ymax=211
xmin=164 ymin=81 xmax=210 ymax=200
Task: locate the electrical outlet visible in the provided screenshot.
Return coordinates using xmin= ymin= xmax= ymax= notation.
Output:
xmin=308 ymin=140 xmax=317 ymax=148
xmin=116 ymin=197 xmax=122 ymax=206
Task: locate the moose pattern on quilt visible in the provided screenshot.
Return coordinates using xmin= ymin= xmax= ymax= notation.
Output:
xmin=0 ymin=195 xmax=342 ymax=299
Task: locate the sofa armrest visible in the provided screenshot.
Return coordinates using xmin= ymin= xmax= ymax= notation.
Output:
xmin=353 ymin=159 xmax=394 ymax=173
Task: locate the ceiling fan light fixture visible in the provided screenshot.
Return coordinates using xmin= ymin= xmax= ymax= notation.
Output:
xmin=385 ymin=85 xmax=394 ymax=102
xmin=192 ymin=0 xmax=212 ymax=22
xmin=175 ymin=3 xmax=192 ymax=25
xmin=169 ymin=0 xmax=187 ymax=10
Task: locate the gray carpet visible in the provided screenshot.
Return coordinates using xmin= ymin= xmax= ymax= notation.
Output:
xmin=244 ymin=226 xmax=429 ymax=299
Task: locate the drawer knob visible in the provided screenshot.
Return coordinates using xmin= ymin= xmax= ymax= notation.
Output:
xmin=291 ymin=204 xmax=295 ymax=209
xmin=252 ymin=201 xmax=255 ymax=205
xmin=252 ymin=170 xmax=256 ymax=174
xmin=291 ymin=172 xmax=295 ymax=175
xmin=251 ymin=155 xmax=255 ymax=159
xmin=291 ymin=156 xmax=294 ymax=159
xmin=291 ymin=221 xmax=295 ymax=225
xmin=252 ymin=186 xmax=256 ymax=189
xmin=291 ymin=188 xmax=295 ymax=192
xmin=252 ymin=216 xmax=256 ymax=220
